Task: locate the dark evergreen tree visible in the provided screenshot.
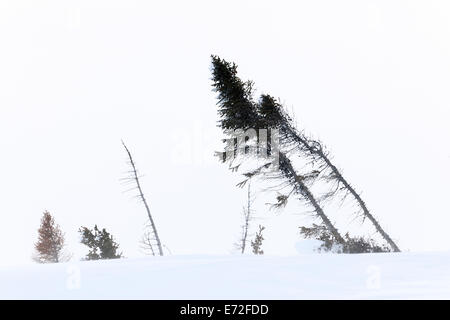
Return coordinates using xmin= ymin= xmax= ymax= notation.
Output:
xmin=211 ymin=55 xmax=345 ymax=245
xmin=211 ymin=55 xmax=258 ymax=131
xmin=79 ymin=225 xmax=122 ymax=260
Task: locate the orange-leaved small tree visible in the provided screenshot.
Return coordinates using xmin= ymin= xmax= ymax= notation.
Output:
xmin=33 ymin=211 xmax=70 ymax=263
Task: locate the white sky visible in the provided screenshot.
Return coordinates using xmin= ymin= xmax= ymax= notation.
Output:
xmin=1 ymin=0 xmax=450 ymax=265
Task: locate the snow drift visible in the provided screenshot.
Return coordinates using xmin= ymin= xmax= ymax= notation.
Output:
xmin=1 ymin=252 xmax=450 ymax=299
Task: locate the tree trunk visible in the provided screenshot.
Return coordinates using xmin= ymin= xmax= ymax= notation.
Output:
xmin=279 ymin=152 xmax=345 ymax=244
xmin=287 ymin=126 xmax=400 ymax=252
xmin=241 ymin=183 xmax=252 ymax=254
xmin=122 ymin=141 xmax=164 ymax=256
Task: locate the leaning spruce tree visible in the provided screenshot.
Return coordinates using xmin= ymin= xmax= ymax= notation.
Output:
xmin=257 ymin=95 xmax=400 ymax=252
xmin=211 ymin=55 xmax=345 ymax=245
xmin=211 ymin=56 xmax=400 ymax=251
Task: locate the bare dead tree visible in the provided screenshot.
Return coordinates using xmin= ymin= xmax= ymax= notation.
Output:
xmin=122 ymin=141 xmax=163 ymax=256
xmin=140 ymin=228 xmax=156 ymax=256
xmin=237 ymin=182 xmax=253 ymax=254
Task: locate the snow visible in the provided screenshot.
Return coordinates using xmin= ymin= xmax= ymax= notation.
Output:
xmin=294 ymin=239 xmax=344 ymax=254
xmin=294 ymin=239 xmax=324 ymax=254
xmin=1 ymin=252 xmax=450 ymax=299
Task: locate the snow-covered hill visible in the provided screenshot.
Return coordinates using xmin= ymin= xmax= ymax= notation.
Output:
xmin=1 ymin=252 xmax=450 ymax=299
